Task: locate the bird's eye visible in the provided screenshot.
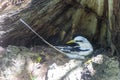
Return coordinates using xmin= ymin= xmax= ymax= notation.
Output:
xmin=76 ymin=40 xmax=83 ymax=42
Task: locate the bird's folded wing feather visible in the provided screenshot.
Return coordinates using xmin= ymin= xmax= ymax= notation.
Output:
xmin=55 ymin=46 xmax=90 ymax=53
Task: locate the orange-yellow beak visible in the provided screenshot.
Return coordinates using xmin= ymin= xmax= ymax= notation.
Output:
xmin=66 ymin=40 xmax=75 ymax=44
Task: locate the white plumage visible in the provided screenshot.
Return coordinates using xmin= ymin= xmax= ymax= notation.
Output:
xmin=56 ymin=36 xmax=93 ymax=59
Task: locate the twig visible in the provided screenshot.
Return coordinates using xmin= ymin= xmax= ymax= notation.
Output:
xmin=19 ymin=19 xmax=67 ymax=56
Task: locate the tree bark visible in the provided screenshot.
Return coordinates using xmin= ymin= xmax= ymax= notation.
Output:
xmin=0 ymin=0 xmax=119 ymax=54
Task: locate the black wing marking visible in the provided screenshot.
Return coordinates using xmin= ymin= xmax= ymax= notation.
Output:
xmin=69 ymin=46 xmax=90 ymax=52
xmin=55 ymin=46 xmax=72 ymax=53
xmin=56 ymin=46 xmax=90 ymax=53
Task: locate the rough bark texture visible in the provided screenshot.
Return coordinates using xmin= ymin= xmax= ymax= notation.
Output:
xmin=113 ymin=0 xmax=120 ymax=53
xmin=0 ymin=0 xmax=119 ymax=54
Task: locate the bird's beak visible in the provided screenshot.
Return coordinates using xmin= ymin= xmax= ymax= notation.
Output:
xmin=66 ymin=40 xmax=75 ymax=44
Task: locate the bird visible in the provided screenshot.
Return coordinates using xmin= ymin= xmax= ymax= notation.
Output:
xmin=56 ymin=36 xmax=93 ymax=59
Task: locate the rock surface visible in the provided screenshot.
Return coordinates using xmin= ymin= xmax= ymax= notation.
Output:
xmin=93 ymin=56 xmax=120 ymax=80
xmin=0 ymin=45 xmax=119 ymax=80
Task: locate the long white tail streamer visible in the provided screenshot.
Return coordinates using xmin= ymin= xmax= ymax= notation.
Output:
xmin=19 ymin=19 xmax=67 ymax=55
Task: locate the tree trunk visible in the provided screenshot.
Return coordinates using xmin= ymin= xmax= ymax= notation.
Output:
xmin=0 ymin=0 xmax=119 ymax=54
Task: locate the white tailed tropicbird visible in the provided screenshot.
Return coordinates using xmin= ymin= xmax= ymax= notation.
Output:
xmin=56 ymin=36 xmax=93 ymax=59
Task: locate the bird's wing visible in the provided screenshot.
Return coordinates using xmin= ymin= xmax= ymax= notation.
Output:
xmin=73 ymin=46 xmax=90 ymax=51
xmin=55 ymin=46 xmax=72 ymax=53
xmin=55 ymin=46 xmax=90 ymax=53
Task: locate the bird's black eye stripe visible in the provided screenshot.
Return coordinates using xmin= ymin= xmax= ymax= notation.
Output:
xmin=76 ymin=40 xmax=83 ymax=42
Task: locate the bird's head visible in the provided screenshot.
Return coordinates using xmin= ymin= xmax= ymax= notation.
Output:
xmin=66 ymin=36 xmax=89 ymax=45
